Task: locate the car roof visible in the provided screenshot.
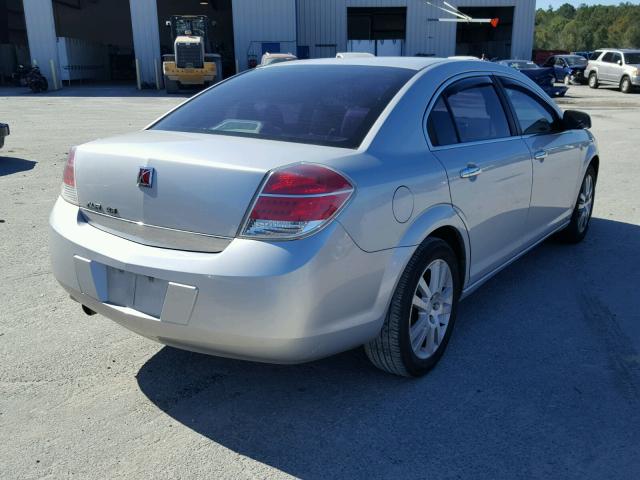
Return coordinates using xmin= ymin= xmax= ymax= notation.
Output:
xmin=596 ymin=48 xmax=640 ymax=53
xmin=263 ymin=53 xmax=296 ymax=58
xmin=270 ymin=56 xmax=454 ymax=71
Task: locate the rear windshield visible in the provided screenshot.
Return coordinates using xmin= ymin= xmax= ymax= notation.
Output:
xmin=564 ymin=56 xmax=587 ymax=66
xmin=151 ymin=65 xmax=415 ymax=149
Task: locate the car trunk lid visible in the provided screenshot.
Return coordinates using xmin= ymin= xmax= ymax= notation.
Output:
xmin=74 ymin=130 xmax=349 ymax=250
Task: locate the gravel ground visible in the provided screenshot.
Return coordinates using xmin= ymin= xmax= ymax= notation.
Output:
xmin=1 ymin=83 xmax=639 ymax=480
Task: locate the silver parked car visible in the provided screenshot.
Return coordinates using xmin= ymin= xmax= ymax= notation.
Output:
xmin=586 ymin=49 xmax=640 ymax=93
xmin=50 ymin=58 xmax=599 ymax=376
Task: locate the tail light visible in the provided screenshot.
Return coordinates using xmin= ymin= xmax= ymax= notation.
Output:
xmin=61 ymin=147 xmax=78 ymax=205
xmin=241 ymin=163 xmax=354 ymax=239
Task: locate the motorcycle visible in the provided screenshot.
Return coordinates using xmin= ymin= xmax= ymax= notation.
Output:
xmin=12 ymin=65 xmax=49 ymax=93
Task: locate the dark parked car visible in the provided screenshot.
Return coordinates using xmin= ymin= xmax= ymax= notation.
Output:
xmin=497 ymin=59 xmax=567 ymax=97
xmin=0 ymin=123 xmax=9 ymax=149
xmin=541 ymin=55 xmax=588 ymax=85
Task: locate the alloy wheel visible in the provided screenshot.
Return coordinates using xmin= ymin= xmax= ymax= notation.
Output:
xmin=577 ymin=173 xmax=594 ymax=232
xmin=409 ymin=259 xmax=454 ymax=359
xmin=621 ymin=78 xmax=631 ymax=93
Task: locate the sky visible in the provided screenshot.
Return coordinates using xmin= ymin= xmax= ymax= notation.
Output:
xmin=536 ymin=0 xmax=640 ymax=8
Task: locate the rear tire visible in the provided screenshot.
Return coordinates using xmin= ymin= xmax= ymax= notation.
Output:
xmin=164 ymin=76 xmax=179 ymax=94
xmin=365 ymin=238 xmax=461 ymax=377
xmin=558 ymin=165 xmax=596 ymax=243
xmin=588 ymin=72 xmax=599 ymax=89
xmin=620 ymin=76 xmax=632 ymax=94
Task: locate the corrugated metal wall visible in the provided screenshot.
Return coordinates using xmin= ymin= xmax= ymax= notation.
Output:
xmin=232 ymin=0 xmax=297 ymax=71
xmin=296 ymin=0 xmax=535 ymax=60
xmin=129 ymin=0 xmax=162 ymax=87
xmin=22 ymin=0 xmax=61 ymax=89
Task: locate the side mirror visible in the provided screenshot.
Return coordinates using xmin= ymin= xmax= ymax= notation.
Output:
xmin=563 ymin=110 xmax=591 ymax=130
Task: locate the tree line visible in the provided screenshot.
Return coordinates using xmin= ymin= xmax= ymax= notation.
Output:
xmin=535 ymin=2 xmax=640 ymax=51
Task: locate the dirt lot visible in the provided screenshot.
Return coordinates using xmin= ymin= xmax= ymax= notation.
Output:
xmin=1 ymin=83 xmax=639 ymax=479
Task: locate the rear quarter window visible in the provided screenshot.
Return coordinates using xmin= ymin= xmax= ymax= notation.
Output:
xmin=151 ymin=65 xmax=415 ymax=149
xmin=427 ymin=97 xmax=458 ymax=146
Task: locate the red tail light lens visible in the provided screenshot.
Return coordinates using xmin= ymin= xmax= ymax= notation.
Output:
xmin=242 ymin=164 xmax=354 ymax=239
xmin=61 ymin=147 xmax=79 ymax=205
xmin=63 ymin=147 xmax=76 ymax=187
xmin=262 ymin=164 xmax=352 ymax=195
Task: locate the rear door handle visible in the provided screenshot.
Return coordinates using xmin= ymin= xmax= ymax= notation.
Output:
xmin=460 ymin=165 xmax=482 ymax=179
xmin=534 ymin=150 xmax=548 ymax=161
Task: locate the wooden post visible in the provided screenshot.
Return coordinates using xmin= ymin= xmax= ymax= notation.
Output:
xmin=135 ymin=58 xmax=142 ymax=90
xmin=154 ymin=58 xmax=160 ymax=90
xmin=49 ymin=59 xmax=59 ymax=90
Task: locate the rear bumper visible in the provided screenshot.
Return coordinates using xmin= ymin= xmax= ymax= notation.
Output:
xmin=545 ymin=85 xmax=568 ymax=97
xmin=50 ymin=198 xmax=393 ymax=363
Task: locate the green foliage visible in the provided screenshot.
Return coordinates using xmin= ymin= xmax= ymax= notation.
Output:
xmin=535 ymin=3 xmax=640 ymax=51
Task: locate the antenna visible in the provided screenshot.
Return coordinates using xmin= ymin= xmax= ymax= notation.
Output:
xmin=426 ymin=1 xmax=500 ymax=27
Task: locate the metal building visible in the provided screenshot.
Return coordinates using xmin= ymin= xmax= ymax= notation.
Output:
xmin=1 ymin=0 xmax=535 ymax=90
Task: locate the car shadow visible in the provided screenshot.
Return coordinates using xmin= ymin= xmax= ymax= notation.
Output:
xmin=0 ymin=156 xmax=37 ymax=176
xmin=136 ymin=217 xmax=640 ymax=479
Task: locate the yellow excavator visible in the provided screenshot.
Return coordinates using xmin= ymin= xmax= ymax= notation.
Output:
xmin=162 ymin=15 xmax=221 ymax=93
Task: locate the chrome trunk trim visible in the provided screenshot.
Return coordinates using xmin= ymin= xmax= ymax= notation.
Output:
xmin=80 ymin=209 xmax=232 ymax=253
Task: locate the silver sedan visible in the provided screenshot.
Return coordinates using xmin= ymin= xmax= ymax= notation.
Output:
xmin=50 ymin=57 xmax=599 ymax=376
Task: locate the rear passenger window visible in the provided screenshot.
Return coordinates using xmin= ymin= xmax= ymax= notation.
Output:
xmin=503 ymin=84 xmax=557 ymax=135
xmin=427 ymin=97 xmax=458 ymax=146
xmin=445 ymin=83 xmax=511 ymax=143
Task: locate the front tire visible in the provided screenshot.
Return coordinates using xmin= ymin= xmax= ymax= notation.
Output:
xmin=620 ymin=76 xmax=632 ymax=94
xmin=164 ymin=76 xmax=179 ymax=94
xmin=588 ymin=72 xmax=599 ymax=89
xmin=559 ymin=165 xmax=596 ymax=243
xmin=365 ymin=238 xmax=461 ymax=377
